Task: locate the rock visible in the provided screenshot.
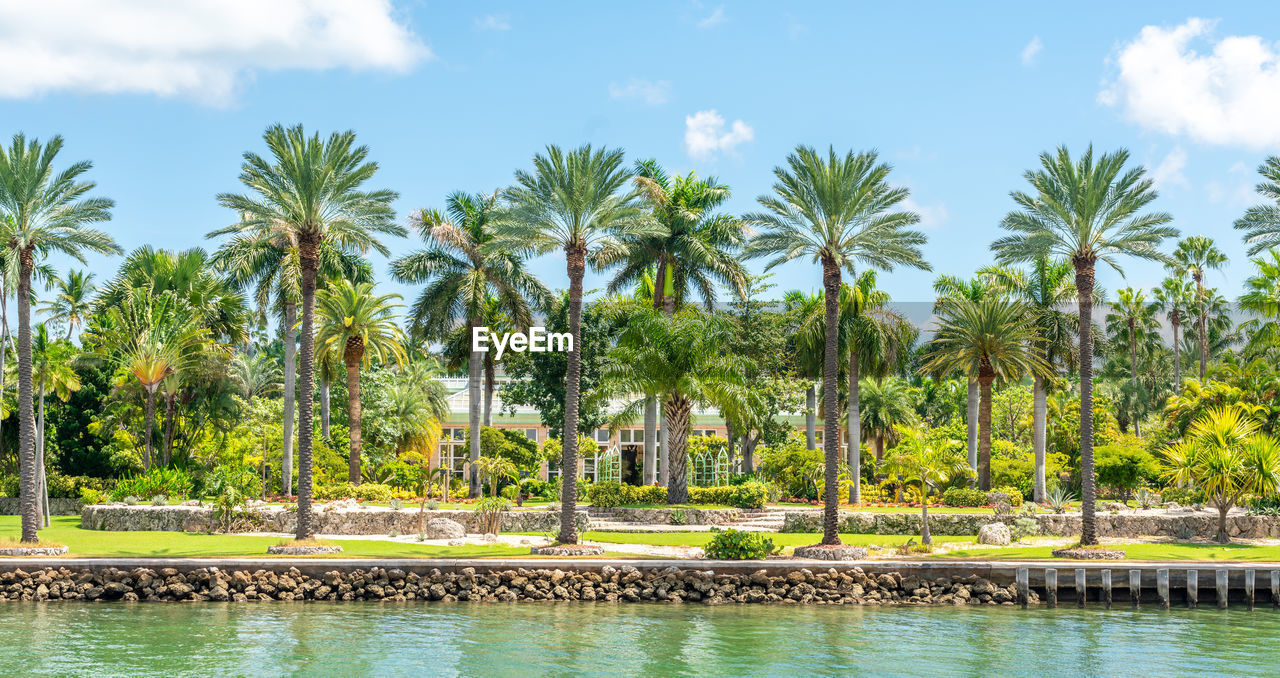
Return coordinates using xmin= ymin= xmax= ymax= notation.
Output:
xmin=482 ymin=533 xmax=498 ymax=543
xmin=977 ymin=523 xmax=1011 ymax=546
xmin=425 ymin=518 xmax=466 ymax=540
xmin=447 ymin=540 xmax=465 ymax=546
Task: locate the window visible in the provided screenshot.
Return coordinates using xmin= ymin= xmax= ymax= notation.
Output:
xmin=523 ymin=428 xmax=539 ymax=442
xmin=620 ymin=429 xmax=644 ymax=444
xmin=439 ymin=427 xmax=468 ymax=474
xmin=594 ymin=428 xmax=611 ymax=443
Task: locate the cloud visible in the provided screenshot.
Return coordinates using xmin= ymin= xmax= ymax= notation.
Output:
xmin=1021 ymin=36 xmax=1043 ymax=66
xmin=684 ymin=110 xmax=753 ymax=159
xmin=0 ymin=0 xmax=429 ymax=105
xmin=1099 ymin=18 xmax=1280 ymax=149
xmin=1149 ymin=146 xmax=1189 ymax=189
xmin=475 ymin=14 xmax=510 ymax=31
xmin=902 ymin=197 xmax=949 ymax=230
xmin=608 ymin=78 xmax=671 ymax=105
xmin=1206 ymin=161 xmax=1255 ymax=205
xmin=697 ymin=5 xmax=727 ymax=29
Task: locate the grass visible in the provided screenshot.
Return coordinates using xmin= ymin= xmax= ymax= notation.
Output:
xmin=562 ymin=531 xmax=975 ymax=549
xmin=936 ymin=542 xmax=1280 ymax=562
xmin=617 ymin=503 xmax=733 ymax=510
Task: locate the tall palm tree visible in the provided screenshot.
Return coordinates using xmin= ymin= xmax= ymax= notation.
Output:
xmin=316 ymin=281 xmax=408 ymax=484
xmin=1152 ymin=276 xmax=1194 ymax=391
xmin=921 ymin=296 xmax=1050 ymax=490
xmin=97 ymin=247 xmax=249 ymax=346
xmin=783 ymin=290 xmax=824 ymax=451
xmin=0 ymin=133 xmax=118 ymax=544
xmin=214 ymin=124 xmax=401 ymax=541
xmin=1105 ymin=287 xmax=1158 ymax=437
xmin=857 ymin=377 xmax=917 ymax=463
xmin=1171 ymin=236 xmax=1227 ymax=382
xmin=232 ymin=352 xmax=283 ymax=402
xmin=981 ymin=256 xmax=1078 ymax=502
xmin=39 ymin=269 xmax=95 ymax=340
xmin=1240 ymin=251 xmax=1280 ymax=359
xmin=744 ymin=145 xmax=929 ymax=547
xmin=390 ymin=190 xmax=549 ymax=498
xmin=931 ymin=274 xmax=996 ymax=477
xmin=491 ymin=144 xmax=661 ymax=545
xmin=993 ymin=145 xmax=1175 ymax=545
xmin=210 ymin=228 xmax=373 ymax=497
xmin=18 ymin=324 xmax=80 ymax=526
xmin=1235 ymin=156 xmax=1280 ymax=255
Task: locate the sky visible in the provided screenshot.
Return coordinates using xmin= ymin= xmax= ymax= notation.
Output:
xmin=2 ymin=0 xmax=1280 ymax=316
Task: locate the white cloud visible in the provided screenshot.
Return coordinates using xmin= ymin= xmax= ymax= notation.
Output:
xmin=1149 ymin=146 xmax=1189 ymax=189
xmin=684 ymin=110 xmax=753 ymax=159
xmin=0 ymin=0 xmax=429 ymax=105
xmin=902 ymin=196 xmax=949 ymax=230
xmin=697 ymin=5 xmax=727 ymax=29
xmin=608 ymin=78 xmax=671 ymax=105
xmin=475 ymin=14 xmax=510 ymax=31
xmin=1099 ymin=18 xmax=1280 ymax=149
xmin=1206 ymin=160 xmax=1254 ymax=205
xmin=1021 ymin=36 xmax=1043 ymax=66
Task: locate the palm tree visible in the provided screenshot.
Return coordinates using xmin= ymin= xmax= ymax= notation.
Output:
xmin=1240 ymin=251 xmax=1280 ymax=359
xmin=744 ymin=145 xmax=929 ymax=547
xmin=1152 ymin=276 xmax=1194 ymax=391
xmin=783 ymin=290 xmax=824 ymax=451
xmin=1235 ymin=156 xmax=1280 ymax=255
xmin=232 ymin=352 xmax=283 ymax=402
xmin=215 ymin=124 xmax=401 ymax=541
xmin=981 ymin=257 xmax=1078 ymax=502
xmin=858 ymin=377 xmax=917 ymax=463
xmin=931 ymin=274 xmax=996 ymax=477
xmin=97 ymin=247 xmax=249 ymax=345
xmin=316 ymin=281 xmax=408 ymax=483
xmin=1164 ymin=406 xmax=1280 ymax=543
xmin=390 ymin=191 xmax=549 ymax=498
xmin=0 ymin=133 xmax=118 ymax=543
xmin=993 ymin=145 xmax=1175 ymax=545
xmin=39 ymin=269 xmax=95 ymax=340
xmin=1105 ymin=288 xmax=1158 ymax=437
xmin=491 ymin=144 xmax=661 ymax=545
xmin=921 ymin=297 xmax=1050 ymax=490
xmin=608 ymin=309 xmax=747 ymax=503
xmin=23 ymin=324 xmax=80 ymax=526
xmin=1171 ymin=236 xmax=1227 ymax=382
xmin=880 ymin=432 xmax=970 ymax=546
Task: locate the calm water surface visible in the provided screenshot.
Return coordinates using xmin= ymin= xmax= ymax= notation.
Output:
xmin=0 ymin=601 xmax=1275 ymax=677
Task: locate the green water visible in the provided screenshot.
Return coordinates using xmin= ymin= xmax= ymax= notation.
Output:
xmin=0 ymin=602 xmax=1275 ymax=677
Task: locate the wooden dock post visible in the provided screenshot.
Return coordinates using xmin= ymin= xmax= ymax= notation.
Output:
xmin=1246 ymin=570 xmax=1256 ymax=611
xmin=1188 ymin=570 xmax=1198 ymax=609
xmin=1076 ymin=568 xmax=1086 ymax=608
xmin=1044 ymin=568 xmax=1058 ymax=609
xmin=1129 ymin=569 xmax=1141 ymax=609
xmin=1101 ymin=569 xmax=1112 ymax=609
xmin=1271 ymin=570 xmax=1279 ymax=609
xmin=1217 ymin=569 xmax=1229 ymax=610
xmin=1156 ymin=569 xmax=1170 ymax=610
xmin=1017 ymin=567 xmax=1029 ymax=609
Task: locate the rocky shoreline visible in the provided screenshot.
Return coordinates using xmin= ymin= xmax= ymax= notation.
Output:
xmin=0 ymin=564 xmax=1037 ymax=606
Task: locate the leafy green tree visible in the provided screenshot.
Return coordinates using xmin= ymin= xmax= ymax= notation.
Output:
xmin=880 ymin=429 xmax=970 ymax=545
xmin=0 ymin=133 xmax=118 ymax=542
xmin=930 ymin=274 xmax=996 ymax=477
xmin=316 ymin=281 xmax=407 ymax=484
xmin=1240 ymin=251 xmax=1280 ymax=360
xmin=1094 ymin=440 xmax=1159 ymax=502
xmin=857 ymin=377 xmax=917 ymax=463
xmin=1105 ymin=287 xmax=1158 ymax=437
xmin=390 ymin=191 xmax=549 ymax=497
xmin=994 ymin=144 xmax=1175 ymax=545
xmin=492 ymin=144 xmax=660 ymax=545
xmin=1152 ymin=276 xmax=1194 ymax=391
xmin=39 ymin=269 xmax=95 ymax=341
xmin=27 ymin=324 xmax=80 ymax=525
xmin=745 ymin=145 xmax=928 ymax=546
xmin=1234 ymin=156 xmax=1280 ymax=255
xmin=1170 ymin=236 xmax=1227 ymax=382
xmin=215 ymin=124 xmax=401 ymax=540
xmin=921 ymin=297 xmax=1050 ymax=490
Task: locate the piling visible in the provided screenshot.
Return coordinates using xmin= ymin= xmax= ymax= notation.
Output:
xmin=1272 ymin=570 xmax=1279 ymax=610
xmin=1075 ymin=569 xmax=1086 ymax=608
xmin=1188 ymin=570 xmax=1198 ymax=609
xmin=1217 ymin=569 xmax=1228 ymax=610
xmin=1044 ymin=569 xmax=1057 ymax=609
xmin=1246 ymin=570 xmax=1256 ymax=611
xmin=1016 ymin=567 xmax=1028 ymax=609
xmin=1156 ymin=569 xmax=1170 ymax=610
xmin=1101 ymin=569 xmax=1112 ymax=609
xmin=1128 ymin=570 xmax=1141 ymax=609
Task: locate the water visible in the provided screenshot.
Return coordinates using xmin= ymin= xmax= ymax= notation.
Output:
xmin=0 ymin=601 xmax=1274 ymax=677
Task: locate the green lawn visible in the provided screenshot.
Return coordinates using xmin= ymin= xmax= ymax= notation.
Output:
xmin=570 ymin=530 xmax=975 ymax=548
xmin=937 ymin=542 xmax=1280 ymax=562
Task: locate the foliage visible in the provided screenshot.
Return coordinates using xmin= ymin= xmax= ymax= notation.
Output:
xmin=203 ymin=464 xmax=260 ymax=532
xmin=941 ymin=487 xmax=988 ymax=507
xmin=1045 ymin=486 xmax=1076 ymax=512
xmin=473 ymin=497 xmax=511 ymax=535
xmin=459 ymin=426 xmax=541 ymax=471
xmin=1095 ymin=439 xmax=1161 ymax=499
xmin=689 ymin=482 xmax=770 ymax=509
xmin=989 ymin=486 xmax=1024 ymax=507
xmin=109 ymin=467 xmax=194 ymax=502
xmin=314 ymin=482 xmax=396 ymax=502
xmin=757 ymin=432 xmax=821 ymax=499
xmin=702 ymin=528 xmax=779 ymax=560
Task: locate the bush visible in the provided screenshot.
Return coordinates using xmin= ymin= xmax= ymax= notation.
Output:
xmin=941 ymin=487 xmax=988 ymax=507
xmin=587 ymin=482 xmax=673 ymax=507
xmin=0 ymin=475 xmax=17 ymax=497
xmin=519 ymin=478 xmax=547 ymax=499
xmin=79 ymin=487 xmax=103 ymax=505
xmin=110 ymin=467 xmax=194 ymax=502
xmin=990 ymin=486 xmax=1023 ymax=507
xmin=702 ymin=529 xmax=778 ymax=560
xmin=1162 ymin=486 xmax=1204 ymax=506
xmin=686 ymin=482 xmax=769 ymax=508
xmin=1095 ymin=441 xmax=1160 ymax=500
xmin=587 ymin=481 xmax=625 ymax=508
xmin=314 ymin=482 xmax=395 ymax=502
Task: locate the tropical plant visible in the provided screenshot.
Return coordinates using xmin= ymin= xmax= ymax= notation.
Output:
xmin=491 ymin=144 xmax=661 ymax=544
xmin=782 ymin=290 xmax=824 ymax=450
xmin=231 ymin=352 xmax=283 ymax=402
xmin=214 ymin=124 xmax=401 ymax=540
xmin=390 ymin=190 xmax=549 ymax=497
xmin=1170 ymin=236 xmax=1227 ymax=383
xmin=858 ymin=378 xmax=917 ymax=463
xmin=21 ymin=324 xmax=81 ymax=525
xmin=0 ymin=133 xmax=118 ymax=543
xmin=1044 ymin=485 xmax=1076 ymax=513
xmin=1163 ymin=406 xmax=1280 ymax=543
xmin=1234 ymin=155 xmax=1280 ymax=255
xmin=744 ymin=145 xmax=928 ymax=547
xmin=473 ymin=455 xmax=518 ymax=499
xmin=880 ymin=431 xmax=971 ymax=545
xmin=930 ymin=274 xmax=997 ymax=474
xmin=39 ymin=269 xmax=95 ymax=340
xmin=920 ymin=296 xmax=1050 ymax=490
xmin=993 ymin=144 xmax=1176 ymax=545
xmin=1239 ymin=250 xmax=1280 ymax=359
xmin=1152 ymin=276 xmax=1194 ymax=391
xmin=315 ymin=281 xmax=408 ymax=484
xmin=1105 ymin=287 xmax=1158 ymax=437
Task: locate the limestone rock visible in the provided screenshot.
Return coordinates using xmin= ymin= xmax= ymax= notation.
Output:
xmin=977 ymin=523 xmax=1011 ymax=546
xmin=426 ymin=518 xmax=466 ymax=540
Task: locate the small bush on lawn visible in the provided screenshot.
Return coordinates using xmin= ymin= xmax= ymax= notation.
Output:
xmin=587 ymin=480 xmax=625 ymax=508
xmin=689 ymin=482 xmax=769 ymax=508
xmin=110 ymin=468 xmax=194 ymax=502
xmin=989 ymin=486 xmax=1023 ymax=507
xmin=314 ymin=482 xmax=395 ymax=502
xmin=703 ymin=529 xmax=778 ymax=560
xmin=941 ymin=487 xmax=988 ymax=507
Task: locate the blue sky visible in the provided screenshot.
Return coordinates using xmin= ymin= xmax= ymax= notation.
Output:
xmin=3 ymin=1 xmax=1280 ymax=311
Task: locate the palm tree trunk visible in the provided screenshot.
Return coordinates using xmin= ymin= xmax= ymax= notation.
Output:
xmin=17 ymin=251 xmax=38 ymax=543
xmin=820 ymin=257 xmax=842 ymax=546
xmin=294 ymin=232 xmax=320 ymax=541
xmin=657 ymin=406 xmax=668 ymax=487
xmin=1216 ymin=500 xmax=1231 ymax=544
xmin=726 ymin=421 xmax=736 ymax=473
xmin=664 ymin=395 xmax=692 ymax=504
xmin=320 ymin=372 xmax=330 ymax=439
xmin=467 ymin=328 xmax=482 ymax=499
xmin=743 ymin=434 xmax=756 ymax=473
xmin=1171 ymin=314 xmax=1182 ymax=391
xmin=162 ymin=393 xmax=177 ymax=467
xmin=345 ymin=353 xmax=363 ymax=485
xmin=1129 ymin=322 xmax=1141 ymax=438
xmin=805 ymin=384 xmax=817 ymax=451
xmin=558 ymin=244 xmax=587 ymax=545
xmin=37 ymin=375 xmax=49 ymax=528
xmin=1196 ymin=274 xmax=1207 ymax=382
xmin=977 ymin=374 xmax=993 ymax=491
xmin=281 ymin=301 xmax=298 ymax=498
xmin=642 ymin=396 xmax=657 ymax=485
xmin=0 ymin=311 xmax=7 ymax=474
xmin=1076 ymin=260 xmax=1098 ymax=546
xmin=966 ymin=378 xmax=978 ymax=478
xmin=143 ymin=386 xmax=157 ymax=470
xmin=1032 ymin=375 xmax=1047 ymax=503
xmin=848 ymin=349 xmax=861 ymax=505
xmin=920 ymin=495 xmax=932 ymax=546
xmin=483 ymin=355 xmax=495 ymax=427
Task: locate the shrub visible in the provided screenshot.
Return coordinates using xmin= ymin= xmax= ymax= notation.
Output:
xmin=1160 ymin=486 xmax=1203 ymax=506
xmin=79 ymin=487 xmax=103 ymax=505
xmin=150 ymin=494 xmax=168 ymax=506
xmin=519 ymin=478 xmax=547 ymax=499
xmin=990 ymin=486 xmax=1023 ymax=507
xmin=474 ymin=497 xmax=511 ymax=534
xmin=702 ymin=529 xmax=778 ymax=560
xmin=1095 ymin=441 xmax=1160 ymax=500
xmin=586 ymin=480 xmax=625 ymax=508
xmin=729 ymin=482 xmax=768 ymax=509
xmin=110 ymin=467 xmax=194 ymax=502
xmin=941 ymin=487 xmax=988 ymax=507
xmin=314 ymin=482 xmax=396 ymax=502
